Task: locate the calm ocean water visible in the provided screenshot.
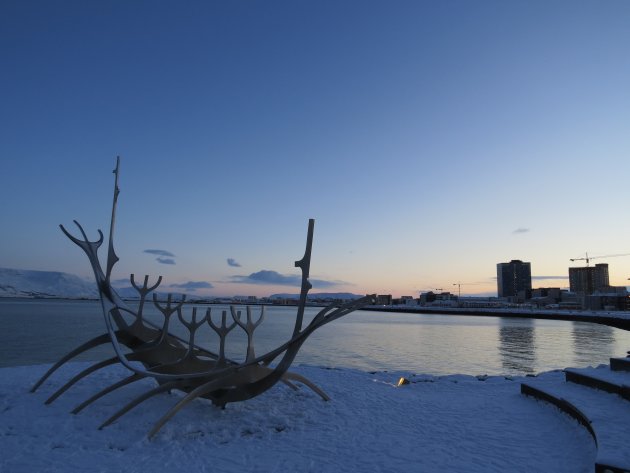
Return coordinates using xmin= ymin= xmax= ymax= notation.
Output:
xmin=1 ymin=298 xmax=629 ymax=376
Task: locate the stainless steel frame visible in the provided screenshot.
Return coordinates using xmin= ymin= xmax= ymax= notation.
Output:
xmin=32 ymin=157 xmax=374 ymax=438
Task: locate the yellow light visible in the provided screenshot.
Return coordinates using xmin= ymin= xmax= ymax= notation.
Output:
xmin=397 ymin=377 xmax=410 ymax=387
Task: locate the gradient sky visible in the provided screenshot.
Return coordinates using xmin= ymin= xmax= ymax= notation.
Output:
xmin=1 ymin=1 xmax=629 ymax=297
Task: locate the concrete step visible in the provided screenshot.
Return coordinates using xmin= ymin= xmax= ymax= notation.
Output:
xmin=521 ymin=376 xmax=630 ymax=473
xmin=565 ymin=367 xmax=630 ymax=402
xmin=610 ymin=357 xmax=630 ymax=372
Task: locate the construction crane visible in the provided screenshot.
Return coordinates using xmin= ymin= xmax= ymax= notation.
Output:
xmin=452 ymin=282 xmax=479 ymax=299
xmin=570 ymin=252 xmax=630 ymax=266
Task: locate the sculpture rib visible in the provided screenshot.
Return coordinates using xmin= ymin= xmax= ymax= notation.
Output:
xmin=45 ymin=356 xmax=120 ymax=404
xmin=282 ymin=372 xmax=330 ymax=401
xmin=148 ymin=377 xmax=237 ymax=438
xmin=32 ymin=332 xmax=120 ymax=393
xmin=72 ymin=373 xmax=144 ymax=414
xmin=99 ymin=381 xmax=181 ymax=429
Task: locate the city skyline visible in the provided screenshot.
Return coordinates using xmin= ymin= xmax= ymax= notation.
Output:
xmin=1 ymin=1 xmax=629 ymax=297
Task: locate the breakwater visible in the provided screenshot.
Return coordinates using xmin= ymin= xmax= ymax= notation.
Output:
xmin=363 ymin=305 xmax=630 ymax=331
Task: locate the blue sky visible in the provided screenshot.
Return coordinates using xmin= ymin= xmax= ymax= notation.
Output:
xmin=1 ymin=0 xmax=629 ymax=297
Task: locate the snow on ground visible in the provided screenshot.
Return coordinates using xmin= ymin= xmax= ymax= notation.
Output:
xmin=526 ymin=364 xmax=630 ymax=469
xmin=0 ymin=363 xmax=596 ymax=472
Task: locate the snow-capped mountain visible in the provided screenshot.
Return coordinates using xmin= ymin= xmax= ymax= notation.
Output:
xmin=0 ymin=268 xmax=98 ymax=299
xmin=0 ymin=267 xmax=365 ymax=301
xmin=0 ymin=268 xmax=189 ymax=300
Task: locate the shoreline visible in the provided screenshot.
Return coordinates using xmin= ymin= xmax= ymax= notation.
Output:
xmin=363 ymin=305 xmax=630 ymax=331
xmin=3 ymin=296 xmax=629 ymax=330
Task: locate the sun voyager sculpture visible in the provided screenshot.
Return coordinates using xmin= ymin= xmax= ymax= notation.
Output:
xmin=32 ymin=157 xmax=375 ymax=438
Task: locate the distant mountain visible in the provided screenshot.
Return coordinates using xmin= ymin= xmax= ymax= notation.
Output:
xmin=112 ymin=286 xmax=190 ymax=301
xmin=0 ymin=267 xmax=363 ymax=302
xmin=0 ymin=268 xmax=98 ymax=299
xmin=269 ymin=292 xmax=364 ymax=300
xmin=0 ymin=268 xmax=195 ymax=300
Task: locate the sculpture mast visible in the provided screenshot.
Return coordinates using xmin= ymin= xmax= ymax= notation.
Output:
xmin=105 ymin=156 xmax=121 ymax=282
xmin=292 ymin=218 xmax=314 ymax=337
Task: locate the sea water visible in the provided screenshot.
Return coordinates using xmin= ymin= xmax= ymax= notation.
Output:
xmin=1 ymin=298 xmax=629 ymax=376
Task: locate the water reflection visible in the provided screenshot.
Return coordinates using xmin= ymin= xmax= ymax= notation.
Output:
xmin=572 ymin=322 xmax=614 ymax=366
xmin=499 ymin=319 xmax=536 ymax=374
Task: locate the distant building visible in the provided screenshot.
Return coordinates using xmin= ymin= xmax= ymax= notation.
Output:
xmin=569 ymin=264 xmax=609 ymax=295
xmin=392 ymin=296 xmax=417 ymax=306
xmin=585 ymin=286 xmax=630 ymax=311
xmin=418 ymin=291 xmax=458 ymax=307
xmin=375 ymin=294 xmax=392 ymax=305
xmin=529 ymin=287 xmax=563 ymax=308
xmin=419 ymin=291 xmax=437 ymax=304
xmin=497 ymin=260 xmax=532 ymax=298
xmin=458 ymin=296 xmax=502 ymax=308
xmin=435 ymin=292 xmax=457 ymax=301
xmin=559 ymin=291 xmax=580 ymax=309
xmin=531 ymin=287 xmax=562 ymax=300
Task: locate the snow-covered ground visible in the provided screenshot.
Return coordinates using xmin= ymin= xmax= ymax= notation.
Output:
xmin=1 ymin=362 xmax=599 ymax=472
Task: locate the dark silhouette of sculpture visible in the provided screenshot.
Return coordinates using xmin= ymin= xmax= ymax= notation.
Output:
xmin=32 ymin=157 xmax=374 ymax=438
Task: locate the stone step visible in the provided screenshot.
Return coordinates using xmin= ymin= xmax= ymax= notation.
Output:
xmin=565 ymin=367 xmax=630 ymax=402
xmin=610 ymin=357 xmax=630 ymax=372
xmin=521 ymin=376 xmax=630 ymax=472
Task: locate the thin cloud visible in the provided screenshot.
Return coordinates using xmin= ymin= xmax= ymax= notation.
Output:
xmin=227 ymin=258 xmax=241 ymax=268
xmin=156 ymin=257 xmax=176 ymax=265
xmin=144 ymin=249 xmax=176 ymax=257
xmin=512 ymin=228 xmax=530 ymax=234
xmin=169 ymin=281 xmax=214 ymax=291
xmin=230 ymin=269 xmax=342 ymax=288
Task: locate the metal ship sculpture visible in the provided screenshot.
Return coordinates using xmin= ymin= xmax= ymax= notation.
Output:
xmin=32 ymin=158 xmax=374 ymax=438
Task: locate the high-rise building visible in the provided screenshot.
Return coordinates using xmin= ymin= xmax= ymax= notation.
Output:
xmin=497 ymin=260 xmax=532 ymax=298
xmin=569 ymin=263 xmax=609 ymax=294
